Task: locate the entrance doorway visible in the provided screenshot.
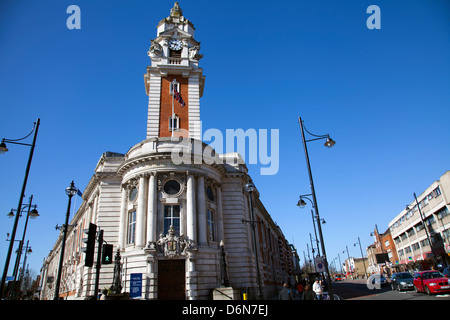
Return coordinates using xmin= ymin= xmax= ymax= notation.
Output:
xmin=158 ymin=259 xmax=186 ymax=300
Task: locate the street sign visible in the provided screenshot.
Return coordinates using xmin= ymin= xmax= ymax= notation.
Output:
xmin=130 ymin=273 xmax=142 ymax=299
xmin=315 ymin=257 xmax=325 ymax=273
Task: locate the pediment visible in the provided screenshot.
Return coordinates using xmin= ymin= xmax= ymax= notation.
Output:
xmin=159 ymin=27 xmax=192 ymax=39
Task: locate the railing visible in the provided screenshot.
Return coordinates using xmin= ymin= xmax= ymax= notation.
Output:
xmin=169 ymin=58 xmax=182 ymax=65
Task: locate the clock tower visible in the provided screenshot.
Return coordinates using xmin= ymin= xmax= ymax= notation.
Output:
xmin=144 ymin=2 xmax=205 ymax=140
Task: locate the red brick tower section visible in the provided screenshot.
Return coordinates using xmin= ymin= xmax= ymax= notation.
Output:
xmin=159 ymin=76 xmax=189 ymax=138
xmin=145 ymin=2 xmax=204 ymax=141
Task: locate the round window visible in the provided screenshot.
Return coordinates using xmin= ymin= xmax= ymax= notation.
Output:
xmin=163 ymin=180 xmax=181 ymax=195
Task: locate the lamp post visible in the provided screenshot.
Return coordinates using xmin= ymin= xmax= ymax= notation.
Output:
xmin=7 ymin=195 xmax=39 ymax=299
xmin=354 ymin=237 xmax=368 ymax=278
xmin=337 ymin=253 xmax=343 ymax=274
xmin=297 ymin=195 xmax=324 ymax=257
xmin=54 ymin=180 xmax=78 ymax=300
xmin=407 ymin=193 xmax=438 ymax=267
xmin=19 ymin=240 xmax=32 ymax=297
xmin=244 ymin=180 xmax=263 ymax=299
xmin=298 ymin=116 xmax=335 ymax=299
xmin=0 ymin=118 xmax=40 ymax=299
xmin=343 ymin=245 xmax=351 ymax=274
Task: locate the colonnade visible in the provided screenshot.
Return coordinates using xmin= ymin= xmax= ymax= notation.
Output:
xmin=117 ymin=170 xmax=223 ymax=251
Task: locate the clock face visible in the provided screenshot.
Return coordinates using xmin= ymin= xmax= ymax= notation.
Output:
xmin=169 ymin=39 xmax=182 ymax=51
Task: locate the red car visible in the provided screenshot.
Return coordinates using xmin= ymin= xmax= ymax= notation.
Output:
xmin=413 ymin=270 xmax=450 ymax=295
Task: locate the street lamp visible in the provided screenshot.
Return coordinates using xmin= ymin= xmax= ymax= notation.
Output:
xmin=354 ymin=237 xmax=368 ymax=278
xmin=243 ymin=180 xmax=263 ymax=299
xmin=406 ymin=192 xmax=438 ymax=267
xmin=18 ymin=240 xmax=32 ymax=298
xmin=297 ymin=195 xmax=321 ymax=257
xmin=0 ymin=119 xmax=40 ymax=299
xmin=298 ymin=116 xmax=335 ymax=300
xmin=343 ymin=246 xmax=351 ymax=275
xmin=54 ymin=180 xmax=78 ymax=300
xmin=7 ymin=195 xmax=39 ymax=299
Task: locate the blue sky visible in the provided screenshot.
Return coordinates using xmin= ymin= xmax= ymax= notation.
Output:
xmin=1 ymin=0 xmax=449 ymax=279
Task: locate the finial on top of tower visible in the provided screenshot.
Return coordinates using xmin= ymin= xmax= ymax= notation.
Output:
xmin=170 ymin=2 xmax=183 ymax=18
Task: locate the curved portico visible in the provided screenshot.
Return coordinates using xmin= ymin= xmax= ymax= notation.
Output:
xmin=117 ymin=137 xmax=226 ymax=299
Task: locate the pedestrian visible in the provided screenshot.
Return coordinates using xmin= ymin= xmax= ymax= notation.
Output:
xmin=312 ymin=279 xmax=323 ymax=300
xmin=279 ymin=283 xmax=294 ymax=300
xmin=296 ymin=282 xmax=304 ymax=300
xmin=302 ymin=284 xmax=316 ymax=300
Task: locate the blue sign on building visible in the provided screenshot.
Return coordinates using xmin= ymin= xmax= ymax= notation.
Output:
xmin=130 ymin=273 xmax=142 ymax=299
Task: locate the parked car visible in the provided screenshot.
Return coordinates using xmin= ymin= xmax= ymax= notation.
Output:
xmin=413 ymin=270 xmax=450 ymax=295
xmin=391 ymin=272 xmax=414 ymax=291
xmin=334 ymin=274 xmax=343 ymax=281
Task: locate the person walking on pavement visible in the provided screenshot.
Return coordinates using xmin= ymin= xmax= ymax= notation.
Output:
xmin=302 ymin=284 xmax=316 ymax=300
xmin=296 ymin=281 xmax=304 ymax=300
xmin=279 ymin=282 xmax=294 ymax=300
xmin=312 ymin=279 xmax=323 ymax=300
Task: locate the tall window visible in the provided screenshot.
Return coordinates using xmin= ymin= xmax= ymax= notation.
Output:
xmin=169 ymin=115 xmax=179 ymax=132
xmin=127 ymin=210 xmax=136 ymax=245
xmin=207 ymin=209 xmax=216 ymax=242
xmin=164 ymin=205 xmax=180 ymax=235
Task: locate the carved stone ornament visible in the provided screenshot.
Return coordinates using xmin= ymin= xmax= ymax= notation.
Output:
xmin=148 ymin=41 xmax=163 ymax=58
xmin=189 ymin=46 xmax=203 ymax=60
xmin=156 ymin=225 xmax=191 ymax=258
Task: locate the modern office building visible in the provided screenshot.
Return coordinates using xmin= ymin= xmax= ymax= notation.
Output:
xmin=388 ymin=171 xmax=450 ymax=271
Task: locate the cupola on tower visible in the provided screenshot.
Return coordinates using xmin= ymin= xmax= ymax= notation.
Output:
xmin=144 ymin=2 xmax=205 ymax=140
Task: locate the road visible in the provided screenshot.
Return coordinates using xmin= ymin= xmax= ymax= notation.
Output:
xmin=332 ymin=279 xmax=450 ymax=300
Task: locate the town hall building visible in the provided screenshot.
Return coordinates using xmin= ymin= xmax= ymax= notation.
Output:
xmin=39 ymin=3 xmax=297 ymax=300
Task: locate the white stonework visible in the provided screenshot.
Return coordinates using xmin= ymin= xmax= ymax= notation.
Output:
xmin=39 ymin=3 xmax=298 ymax=301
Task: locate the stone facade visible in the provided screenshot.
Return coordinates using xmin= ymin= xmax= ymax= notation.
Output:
xmin=39 ymin=3 xmax=297 ymax=300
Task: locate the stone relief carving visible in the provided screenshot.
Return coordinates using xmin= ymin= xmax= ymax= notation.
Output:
xmin=156 ymin=225 xmax=192 ymax=258
xmin=148 ymin=41 xmax=163 ymax=58
xmin=189 ymin=46 xmax=203 ymax=60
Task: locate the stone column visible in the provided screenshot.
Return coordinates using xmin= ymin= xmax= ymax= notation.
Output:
xmin=216 ymin=184 xmax=225 ymax=242
xmin=186 ymin=251 xmax=198 ymax=300
xmin=186 ymin=172 xmax=197 ymax=242
xmin=92 ymin=193 xmax=99 ymax=224
xmin=146 ymin=172 xmax=157 ymax=247
xmin=136 ymin=175 xmax=146 ymax=247
xmin=197 ymin=175 xmax=207 ymax=244
xmin=118 ymin=186 xmax=127 ymax=249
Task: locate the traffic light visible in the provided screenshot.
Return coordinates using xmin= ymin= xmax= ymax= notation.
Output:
xmin=102 ymin=244 xmax=113 ymax=264
xmin=82 ymin=223 xmax=97 ymax=267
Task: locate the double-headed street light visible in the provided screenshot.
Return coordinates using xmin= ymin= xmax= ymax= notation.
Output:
xmin=297 ymin=195 xmax=323 ymax=258
xmin=406 ymin=193 xmax=438 ymax=267
xmin=354 ymin=237 xmax=368 ymax=277
xmin=298 ymin=116 xmax=335 ymax=300
xmin=0 ymin=119 xmax=40 ymax=299
xmin=54 ymin=180 xmax=78 ymax=300
xmin=7 ymin=195 xmax=39 ymax=299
